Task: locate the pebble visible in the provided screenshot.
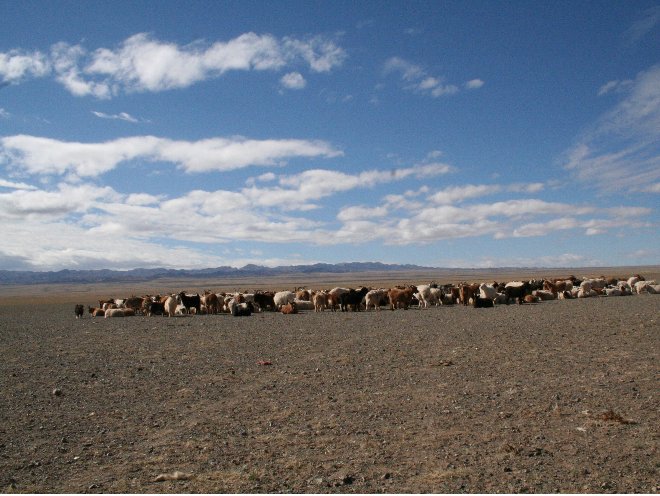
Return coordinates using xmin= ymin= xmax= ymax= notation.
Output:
xmin=52 ymin=388 xmax=62 ymax=396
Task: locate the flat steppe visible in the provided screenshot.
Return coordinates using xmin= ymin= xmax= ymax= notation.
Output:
xmin=0 ymin=267 xmax=658 ymax=493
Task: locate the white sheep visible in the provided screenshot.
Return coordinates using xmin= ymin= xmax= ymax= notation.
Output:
xmin=273 ymin=291 xmax=296 ymax=308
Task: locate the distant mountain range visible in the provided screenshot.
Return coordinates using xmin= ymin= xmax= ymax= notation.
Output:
xmin=0 ymin=262 xmax=435 ymax=285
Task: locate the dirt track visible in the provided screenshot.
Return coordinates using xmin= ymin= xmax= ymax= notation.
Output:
xmin=1 ymin=284 xmax=658 ymax=493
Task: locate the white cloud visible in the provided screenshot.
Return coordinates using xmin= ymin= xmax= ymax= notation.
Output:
xmin=0 ymin=178 xmax=37 ymax=190
xmin=336 ymin=205 xmax=388 ymax=222
xmin=0 ymin=49 xmax=50 ymax=83
xmin=0 ymin=32 xmax=345 ymax=97
xmin=428 ymin=183 xmax=545 ymax=204
xmin=0 ymin=218 xmax=233 ymax=270
xmin=280 ymin=71 xmax=306 ymax=89
xmin=92 ymin=110 xmax=141 ymax=123
xmin=282 ymin=36 xmax=347 ymax=73
xmin=641 ymin=182 xmax=660 ymax=193
xmin=50 ymin=42 xmax=111 ymax=98
xmin=597 ymin=79 xmax=633 ymax=96
xmin=383 ymin=56 xmax=478 ymax=98
xmin=0 ymin=108 xmax=9 ymax=119
xmin=0 ymin=171 xmax=652 ymax=269
xmin=0 ymin=183 xmax=120 ymax=220
xmin=563 ymin=64 xmax=660 ymax=192
xmin=624 ymin=5 xmax=660 ymax=45
xmin=429 ymin=184 xmax=501 ymax=204
xmin=0 ymin=134 xmax=342 ymax=177
xmin=465 ymin=79 xmax=484 ymax=89
xmin=444 ymin=253 xmax=603 ymax=269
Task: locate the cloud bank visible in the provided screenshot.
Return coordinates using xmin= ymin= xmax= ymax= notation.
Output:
xmin=0 ymin=32 xmax=346 ymax=98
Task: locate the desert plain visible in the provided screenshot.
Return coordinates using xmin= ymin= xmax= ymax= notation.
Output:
xmin=0 ymin=266 xmax=658 ymax=493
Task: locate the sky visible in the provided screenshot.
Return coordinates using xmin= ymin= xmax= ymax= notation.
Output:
xmin=0 ymin=0 xmax=659 ymax=271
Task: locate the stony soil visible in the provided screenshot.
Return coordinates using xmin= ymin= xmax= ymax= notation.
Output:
xmin=0 ymin=283 xmax=658 ymax=493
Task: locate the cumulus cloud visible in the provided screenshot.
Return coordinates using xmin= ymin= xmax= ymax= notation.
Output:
xmin=0 ymin=32 xmax=346 ymax=97
xmin=564 ymin=64 xmax=660 ymax=192
xmin=0 ymin=218 xmax=234 ymax=270
xmin=0 ymin=134 xmax=342 ymax=177
xmin=0 ymin=49 xmax=50 ymax=84
xmin=280 ymin=71 xmax=306 ymax=89
xmin=330 ymin=185 xmax=650 ymax=246
xmin=0 ymin=170 xmax=652 ymax=269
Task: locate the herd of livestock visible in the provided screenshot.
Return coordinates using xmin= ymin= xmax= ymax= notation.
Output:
xmin=74 ymin=273 xmax=659 ymax=319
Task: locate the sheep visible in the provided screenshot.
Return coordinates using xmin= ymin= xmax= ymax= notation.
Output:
xmin=312 ymin=291 xmax=328 ymax=312
xmin=281 ymin=302 xmax=298 ymax=314
xmin=104 ymin=308 xmax=125 ymax=318
xmin=532 ymin=289 xmax=557 ymax=301
xmin=273 ymin=291 xmax=296 ymax=309
xmin=88 ymin=306 xmax=104 ymax=317
xmin=479 ymin=283 xmax=498 ymax=302
xmin=603 ymin=287 xmax=623 ymax=297
xmin=164 ymin=295 xmax=178 ymax=317
xmin=365 ymin=289 xmax=387 ymax=311
xmin=635 ymin=280 xmax=657 ymax=294
xmin=293 ymin=298 xmax=315 ymax=311
xmin=417 ymin=284 xmax=439 ymax=308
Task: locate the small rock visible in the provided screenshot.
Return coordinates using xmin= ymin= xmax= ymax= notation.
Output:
xmin=52 ymin=388 xmax=62 ymax=396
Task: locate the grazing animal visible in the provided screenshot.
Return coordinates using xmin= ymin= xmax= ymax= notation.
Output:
xmin=164 ymin=295 xmax=178 ymax=317
xmin=295 ymin=289 xmax=311 ymax=301
xmin=459 ymin=283 xmax=479 ymax=306
xmin=178 ymin=292 xmax=201 ymax=314
xmin=98 ymin=299 xmax=114 ymax=310
xmin=365 ymin=289 xmax=388 ymax=310
xmin=312 ymin=291 xmax=328 ymax=312
xmin=558 ymin=290 xmax=573 ymax=300
xmin=123 ymin=296 xmax=143 ymax=314
xmin=635 ymin=280 xmax=657 ymax=294
xmin=327 ymin=287 xmax=350 ymax=311
xmin=472 ymin=296 xmax=494 ymax=308
xmin=202 ymin=291 xmax=220 ymax=314
xmin=104 ymin=308 xmax=125 ymax=318
xmin=253 ymin=292 xmax=276 ymax=311
xmin=416 ymin=284 xmax=440 ymax=308
xmin=533 ymin=289 xmax=557 ymax=301
xmin=478 ymin=283 xmax=498 ymax=302
xmin=145 ymin=300 xmax=165 ymax=316
xmin=280 ymin=302 xmax=298 ymax=314
xmin=231 ymin=301 xmax=253 ymax=317
xmin=339 ymin=287 xmax=370 ymax=312
xmin=504 ymin=281 xmax=531 ymax=304
xmin=273 ymin=291 xmax=296 ymax=309
xmin=74 ymin=304 xmax=84 ymax=319
xmin=388 ymin=286 xmax=417 ymax=310
xmin=88 ymin=306 xmax=104 ymax=317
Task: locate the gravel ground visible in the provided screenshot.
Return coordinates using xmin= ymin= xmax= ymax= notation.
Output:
xmin=0 ymin=294 xmax=658 ymax=493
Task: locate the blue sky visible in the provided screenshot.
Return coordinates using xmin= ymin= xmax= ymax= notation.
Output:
xmin=1 ymin=0 xmax=658 ymax=270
